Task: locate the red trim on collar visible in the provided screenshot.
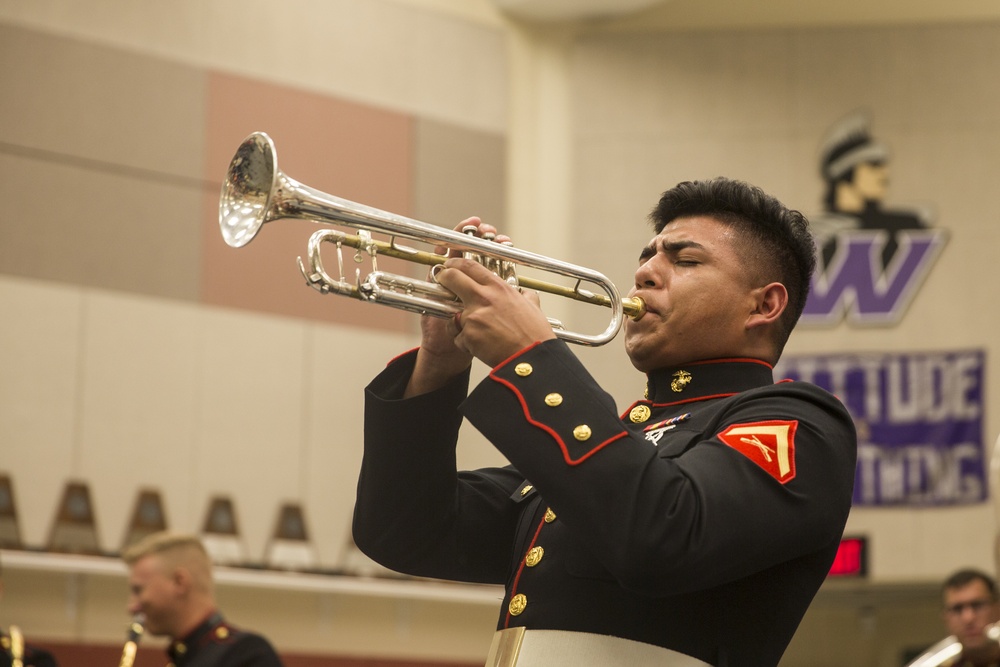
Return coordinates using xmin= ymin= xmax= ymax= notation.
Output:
xmin=620 ymin=391 xmax=742 ymax=420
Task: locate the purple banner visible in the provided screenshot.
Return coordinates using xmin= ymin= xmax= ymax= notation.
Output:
xmin=775 ymin=350 xmax=986 ymax=506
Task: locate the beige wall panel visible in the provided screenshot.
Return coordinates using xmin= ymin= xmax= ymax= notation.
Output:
xmin=0 ymin=0 xmax=507 ymax=134
xmin=0 ymin=568 xmax=80 ymax=642
xmin=201 ymin=71 xmax=414 ymax=331
xmin=194 ymin=307 xmax=308 ymax=560
xmin=73 ymin=291 xmax=203 ymax=554
xmin=0 ymin=24 xmax=205 ymax=179
xmin=789 ymin=25 xmax=1000 ymax=137
xmin=0 ymin=277 xmax=82 ymax=548
xmin=0 ymin=153 xmax=204 ymax=301
xmin=414 ymin=118 xmax=507 ymax=227
xmin=574 ymin=30 xmax=798 ymax=141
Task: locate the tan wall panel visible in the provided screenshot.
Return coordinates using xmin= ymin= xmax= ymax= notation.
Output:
xmin=190 ymin=307 xmax=309 ymax=559
xmin=0 ymin=153 xmax=204 ymax=300
xmin=0 ymin=0 xmax=507 ymax=134
xmin=0 ymin=24 xmax=205 ymax=179
xmin=74 ymin=292 xmax=205 ymax=553
xmin=414 ymin=119 xmax=506 ymax=228
xmin=0 ymin=277 xmax=83 ymax=547
xmin=200 ymin=71 xmax=415 ymax=332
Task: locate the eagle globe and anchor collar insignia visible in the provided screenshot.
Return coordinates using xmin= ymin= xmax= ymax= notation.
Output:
xmin=643 ymin=370 xmax=693 ymax=401
xmin=633 ymin=369 xmax=693 ymax=424
xmin=670 ymin=370 xmax=692 ymax=392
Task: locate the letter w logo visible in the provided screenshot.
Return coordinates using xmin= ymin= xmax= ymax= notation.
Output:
xmin=802 ymin=229 xmax=948 ymax=326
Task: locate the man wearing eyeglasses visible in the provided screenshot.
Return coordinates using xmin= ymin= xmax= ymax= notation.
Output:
xmin=941 ymin=569 xmax=1000 ymax=667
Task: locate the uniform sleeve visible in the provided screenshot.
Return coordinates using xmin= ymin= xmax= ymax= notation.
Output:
xmin=463 ymin=339 xmax=857 ymax=596
xmin=228 ymin=633 xmax=284 ymax=667
xmin=352 ymin=350 xmax=525 ymax=584
xmin=24 ymin=646 xmax=58 ymax=667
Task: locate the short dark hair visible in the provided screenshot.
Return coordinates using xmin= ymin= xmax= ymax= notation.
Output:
xmin=649 ymin=177 xmax=816 ymax=356
xmin=943 ymin=568 xmax=998 ymax=601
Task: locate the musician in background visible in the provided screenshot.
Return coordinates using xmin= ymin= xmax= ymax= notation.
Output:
xmin=123 ymin=532 xmax=283 ymax=667
xmin=0 ymin=555 xmax=58 ymax=667
xmin=353 ymin=177 xmax=857 ymax=666
xmin=940 ymin=569 xmax=1000 ymax=667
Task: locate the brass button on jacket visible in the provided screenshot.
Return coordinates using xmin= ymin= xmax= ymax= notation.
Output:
xmin=629 ymin=405 xmax=652 ymax=423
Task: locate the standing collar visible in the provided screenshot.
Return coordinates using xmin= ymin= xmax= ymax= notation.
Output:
xmin=168 ymin=611 xmax=223 ymax=663
xmin=643 ymin=358 xmax=774 ymax=404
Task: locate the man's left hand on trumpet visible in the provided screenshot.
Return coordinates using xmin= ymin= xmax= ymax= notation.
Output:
xmin=405 ymin=217 xmax=554 ymax=396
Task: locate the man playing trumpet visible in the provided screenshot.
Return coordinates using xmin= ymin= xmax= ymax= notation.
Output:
xmin=352 ymin=177 xmax=858 ymax=666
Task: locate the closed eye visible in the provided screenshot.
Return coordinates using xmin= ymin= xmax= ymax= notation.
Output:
xmin=638 ymin=238 xmax=707 ymax=265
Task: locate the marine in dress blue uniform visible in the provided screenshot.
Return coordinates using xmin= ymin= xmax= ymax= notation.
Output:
xmin=123 ymin=532 xmax=285 ymax=667
xmin=353 ymin=178 xmax=858 ymax=666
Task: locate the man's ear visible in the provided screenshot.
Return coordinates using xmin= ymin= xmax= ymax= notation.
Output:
xmin=171 ymin=566 xmax=193 ymax=593
xmin=746 ymin=282 xmax=788 ymax=330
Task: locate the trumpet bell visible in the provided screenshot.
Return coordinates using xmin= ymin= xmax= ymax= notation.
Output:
xmin=220 ymin=132 xmax=278 ymax=248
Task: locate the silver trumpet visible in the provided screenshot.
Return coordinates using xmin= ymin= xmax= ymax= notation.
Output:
xmin=117 ymin=615 xmax=144 ymax=667
xmin=219 ymin=132 xmax=645 ymax=346
xmin=904 ymin=624 xmax=1000 ymax=666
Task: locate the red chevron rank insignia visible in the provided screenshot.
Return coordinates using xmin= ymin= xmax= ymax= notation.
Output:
xmin=718 ymin=420 xmax=798 ymax=484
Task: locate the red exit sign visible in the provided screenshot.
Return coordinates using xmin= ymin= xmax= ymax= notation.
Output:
xmin=829 ymin=536 xmax=867 ymax=577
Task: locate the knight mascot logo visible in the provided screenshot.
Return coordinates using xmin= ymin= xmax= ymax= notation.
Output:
xmin=803 ymin=111 xmax=947 ymax=325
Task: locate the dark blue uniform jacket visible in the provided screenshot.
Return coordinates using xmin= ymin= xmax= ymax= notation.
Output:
xmin=354 ymin=339 xmax=857 ymax=667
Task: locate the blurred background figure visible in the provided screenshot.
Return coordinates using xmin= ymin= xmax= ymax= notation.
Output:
xmin=123 ymin=532 xmax=284 ymax=667
xmin=939 ymin=569 xmax=1000 ymax=667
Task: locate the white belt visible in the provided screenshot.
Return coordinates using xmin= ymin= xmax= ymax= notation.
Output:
xmin=485 ymin=627 xmax=712 ymax=667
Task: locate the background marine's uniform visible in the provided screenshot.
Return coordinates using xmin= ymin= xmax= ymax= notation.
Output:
xmin=165 ymin=613 xmax=283 ymax=667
